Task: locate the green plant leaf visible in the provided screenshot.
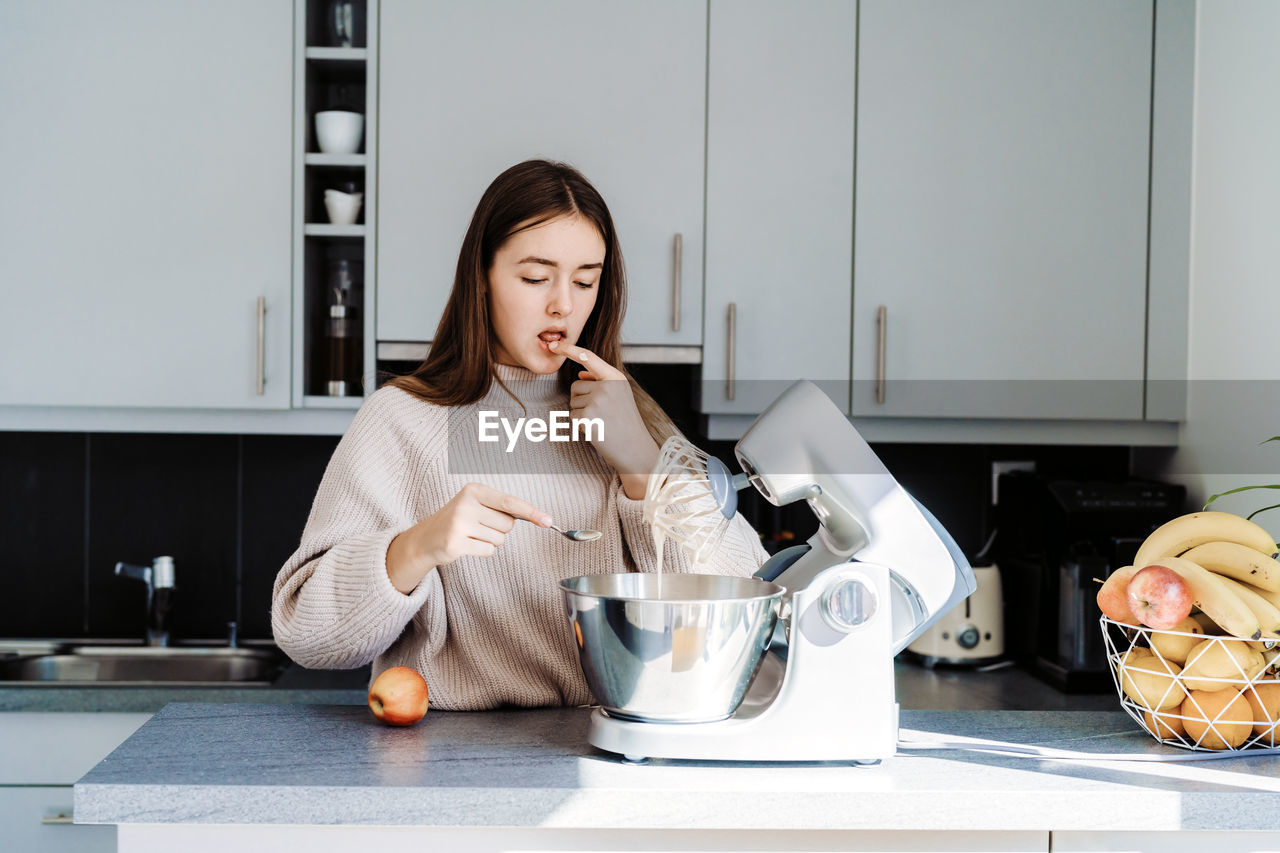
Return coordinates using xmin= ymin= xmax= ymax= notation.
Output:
xmin=1204 ymin=483 xmax=1280 ymax=509
xmin=1263 ymin=436 xmax=1280 ymax=445
xmin=1245 ymin=502 xmax=1280 ymax=524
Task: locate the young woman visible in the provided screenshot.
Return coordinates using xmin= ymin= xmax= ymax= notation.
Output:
xmin=272 ymin=160 xmax=769 ymax=710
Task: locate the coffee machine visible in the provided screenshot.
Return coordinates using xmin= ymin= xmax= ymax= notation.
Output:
xmin=995 ymin=474 xmax=1185 ymax=692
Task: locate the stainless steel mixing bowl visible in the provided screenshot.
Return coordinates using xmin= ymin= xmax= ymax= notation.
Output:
xmin=560 ymin=573 xmax=786 ymax=723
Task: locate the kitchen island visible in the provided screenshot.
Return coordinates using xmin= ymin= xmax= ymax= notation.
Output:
xmin=75 ymin=700 xmax=1280 ymax=853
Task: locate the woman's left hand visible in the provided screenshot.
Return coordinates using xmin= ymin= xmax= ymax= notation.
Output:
xmin=550 ymin=340 xmax=658 ymax=500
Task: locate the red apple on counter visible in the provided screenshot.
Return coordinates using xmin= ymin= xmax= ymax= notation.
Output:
xmin=1097 ymin=564 xmax=1143 ymax=623
xmin=368 ymin=666 xmax=429 ymax=726
xmin=1126 ymin=564 xmax=1194 ymax=630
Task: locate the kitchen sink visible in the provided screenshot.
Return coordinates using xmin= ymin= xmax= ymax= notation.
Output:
xmin=0 ymin=644 xmax=287 ymax=685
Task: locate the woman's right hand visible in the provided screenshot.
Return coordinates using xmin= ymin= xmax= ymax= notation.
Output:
xmin=386 ymin=483 xmax=553 ymax=594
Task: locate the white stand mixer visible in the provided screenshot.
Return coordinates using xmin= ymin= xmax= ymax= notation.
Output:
xmin=588 ymin=380 xmax=976 ymax=763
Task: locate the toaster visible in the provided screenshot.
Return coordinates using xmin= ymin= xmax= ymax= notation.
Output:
xmin=906 ymin=564 xmax=1004 ymax=665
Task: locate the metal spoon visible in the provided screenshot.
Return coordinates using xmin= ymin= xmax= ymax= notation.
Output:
xmin=545 ymin=522 xmax=602 ymax=542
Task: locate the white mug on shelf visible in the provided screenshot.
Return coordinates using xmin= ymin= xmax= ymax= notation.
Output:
xmin=324 ymin=189 xmax=363 ymax=225
xmin=315 ymin=110 xmax=364 ymax=154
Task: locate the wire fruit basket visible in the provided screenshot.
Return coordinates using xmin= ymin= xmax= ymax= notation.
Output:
xmin=1102 ymin=614 xmax=1280 ymax=750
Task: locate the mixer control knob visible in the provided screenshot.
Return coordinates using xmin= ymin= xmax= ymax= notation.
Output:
xmin=956 ymin=624 xmax=980 ymax=650
xmin=821 ymin=576 xmax=878 ymax=633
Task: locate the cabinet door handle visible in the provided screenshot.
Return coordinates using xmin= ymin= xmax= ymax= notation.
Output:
xmin=256 ymin=296 xmax=266 ymax=396
xmin=726 ymin=302 xmax=737 ymax=402
xmin=671 ymin=233 xmax=683 ymax=332
xmin=875 ymin=305 xmax=887 ymax=404
xmin=41 ymin=811 xmax=73 ymax=825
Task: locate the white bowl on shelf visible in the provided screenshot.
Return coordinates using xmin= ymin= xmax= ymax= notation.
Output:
xmin=315 ymin=110 xmax=364 ymax=155
xmin=324 ymin=189 xmax=363 ymax=226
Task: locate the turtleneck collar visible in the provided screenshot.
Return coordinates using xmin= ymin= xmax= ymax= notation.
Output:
xmin=482 ymin=362 xmax=567 ymax=406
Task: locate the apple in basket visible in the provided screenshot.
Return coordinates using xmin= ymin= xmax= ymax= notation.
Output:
xmin=368 ymin=666 xmax=429 ymax=726
xmin=1126 ymin=564 xmax=1194 ymax=630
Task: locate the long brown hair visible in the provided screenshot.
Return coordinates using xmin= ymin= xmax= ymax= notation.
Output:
xmin=387 ymin=159 xmax=678 ymax=445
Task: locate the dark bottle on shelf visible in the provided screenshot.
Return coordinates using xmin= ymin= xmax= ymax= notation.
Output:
xmin=326 ymin=302 xmax=362 ymax=396
xmin=324 ymin=257 xmax=363 ymax=396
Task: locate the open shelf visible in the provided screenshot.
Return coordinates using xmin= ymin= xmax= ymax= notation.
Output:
xmin=294 ymin=0 xmax=376 ymax=407
xmin=305 ymin=47 xmax=368 ymax=61
xmin=305 ymin=153 xmax=367 ymax=167
xmin=304 ymin=224 xmax=365 ymax=237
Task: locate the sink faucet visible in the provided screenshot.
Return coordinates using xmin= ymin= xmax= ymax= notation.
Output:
xmin=114 ymin=556 xmax=176 ymax=647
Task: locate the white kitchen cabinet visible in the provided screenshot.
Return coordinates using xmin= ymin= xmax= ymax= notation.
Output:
xmin=852 ymin=0 xmax=1154 ymax=420
xmin=0 ymin=787 xmax=115 ymax=853
xmin=700 ymin=0 xmax=857 ymax=415
xmin=114 ymin=825 xmax=1051 ymax=852
xmin=0 ymin=0 xmax=293 ymax=410
xmin=0 ymin=712 xmax=150 ymax=853
xmin=377 ymin=0 xmax=706 ymax=347
xmin=1054 ymin=832 xmax=1280 ymax=853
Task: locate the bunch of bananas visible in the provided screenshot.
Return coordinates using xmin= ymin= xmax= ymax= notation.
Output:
xmin=1132 ymin=511 xmax=1280 ymax=640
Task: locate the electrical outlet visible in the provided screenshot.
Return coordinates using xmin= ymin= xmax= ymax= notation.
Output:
xmin=991 ymin=460 xmax=1036 ymax=505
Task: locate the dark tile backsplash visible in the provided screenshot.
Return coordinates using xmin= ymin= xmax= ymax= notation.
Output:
xmin=0 ymin=365 xmax=1132 ymax=643
xmin=240 ymin=434 xmax=341 ymax=638
xmin=1 ymin=433 xmax=87 ymax=637
xmin=1 ymin=431 xmax=337 ymax=642
xmin=872 ymin=442 xmax=1132 ymax=557
xmin=87 ymin=434 xmax=240 ymax=642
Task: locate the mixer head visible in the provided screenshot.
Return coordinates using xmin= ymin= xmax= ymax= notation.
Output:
xmin=734 ymin=380 xmax=976 ymax=652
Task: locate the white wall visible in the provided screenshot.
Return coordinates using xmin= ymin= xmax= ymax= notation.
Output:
xmin=1134 ymin=0 xmax=1280 ymax=529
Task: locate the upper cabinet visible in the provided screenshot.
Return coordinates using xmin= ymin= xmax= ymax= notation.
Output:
xmin=0 ymin=0 xmax=294 ymax=410
xmin=701 ymin=0 xmax=857 ymax=415
xmin=377 ymin=0 xmax=706 ymax=346
xmin=0 ymin=0 xmax=1194 ymax=440
xmin=852 ymin=0 xmax=1155 ymax=420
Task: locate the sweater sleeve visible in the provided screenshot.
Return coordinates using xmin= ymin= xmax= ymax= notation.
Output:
xmin=271 ymin=389 xmax=439 ymax=669
xmin=615 ymin=477 xmax=769 ymax=579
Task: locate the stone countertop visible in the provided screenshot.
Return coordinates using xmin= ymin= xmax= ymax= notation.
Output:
xmin=74 ymin=701 xmax=1280 ymax=832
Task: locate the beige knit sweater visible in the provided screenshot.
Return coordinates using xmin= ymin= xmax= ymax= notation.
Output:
xmin=271 ymin=364 xmax=770 ymax=710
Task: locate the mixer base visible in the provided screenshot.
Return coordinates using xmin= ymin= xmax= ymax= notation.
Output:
xmin=586 ymin=562 xmax=900 ymax=764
